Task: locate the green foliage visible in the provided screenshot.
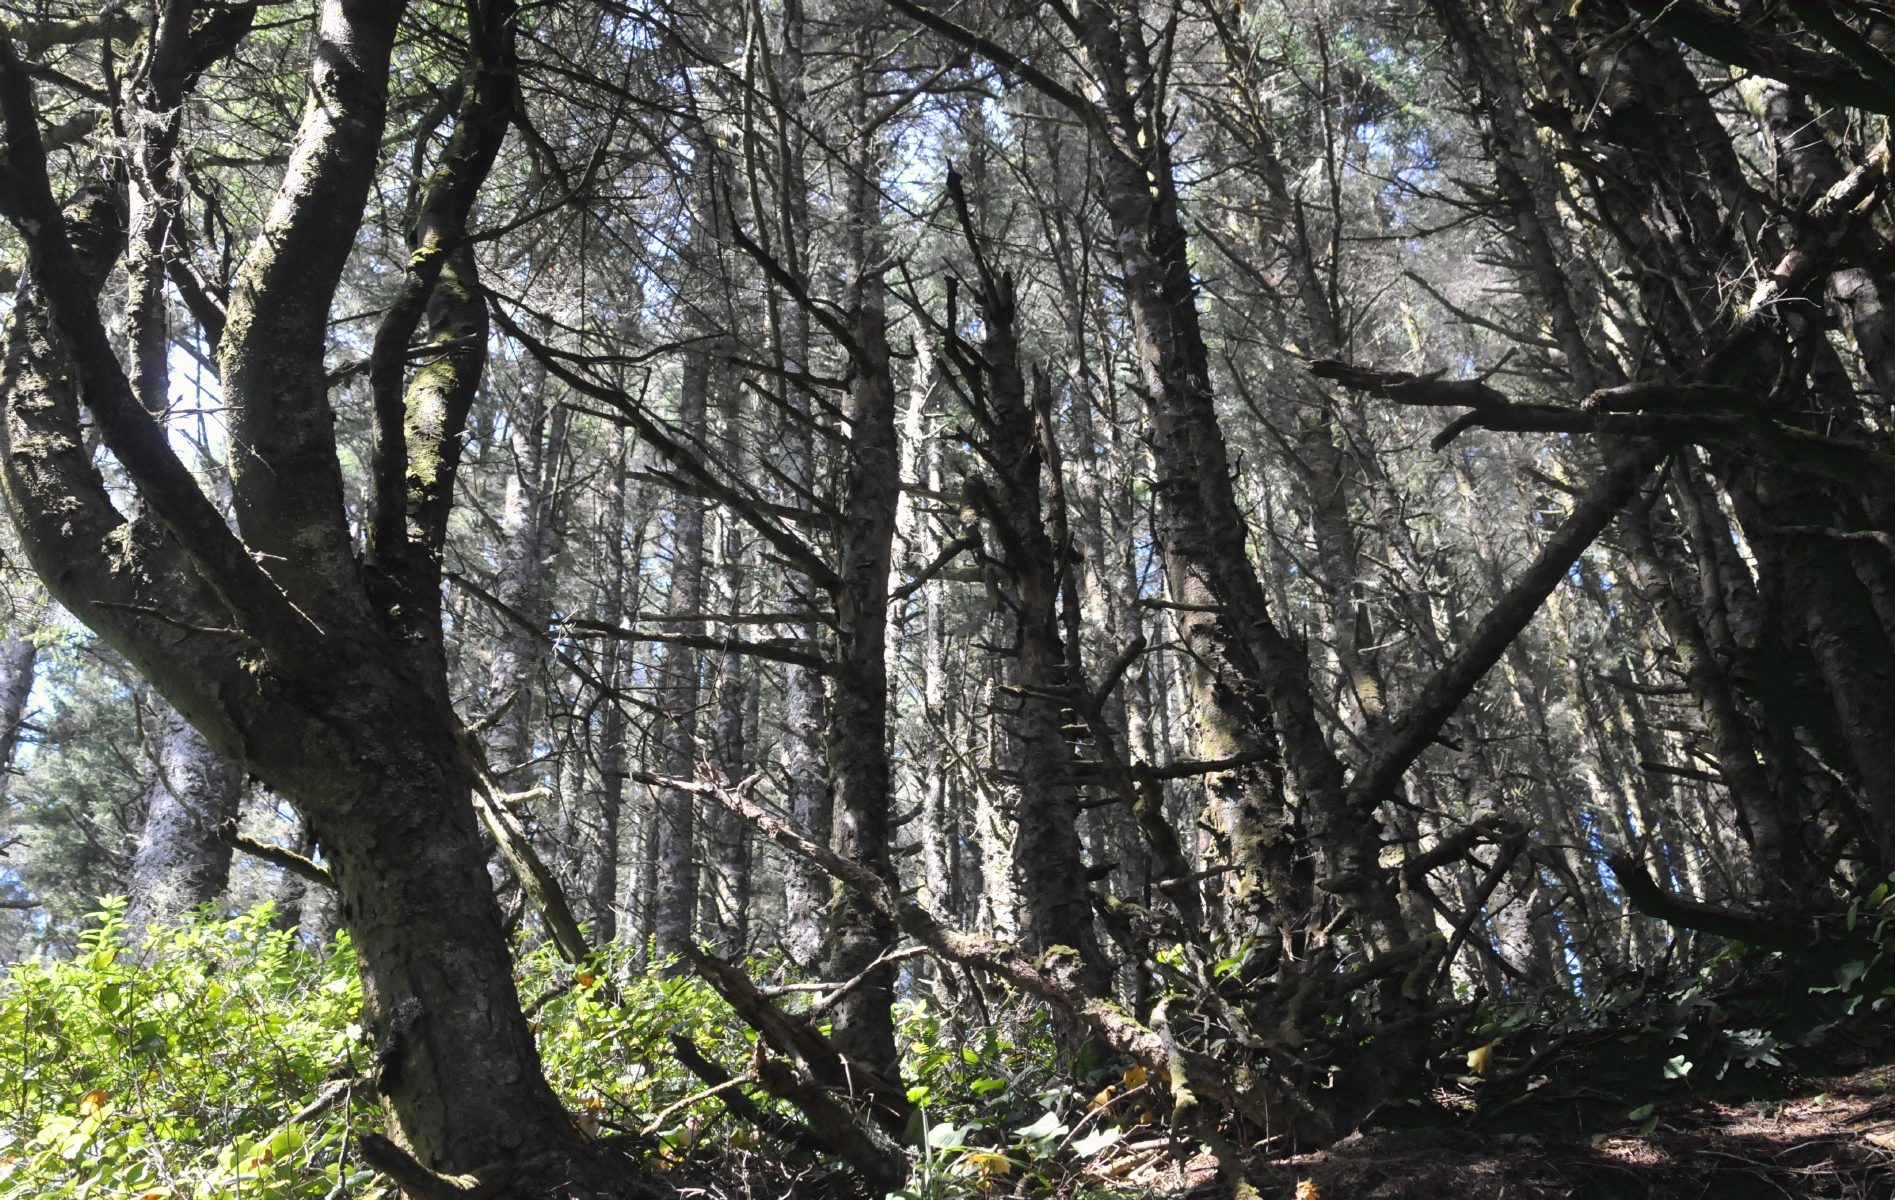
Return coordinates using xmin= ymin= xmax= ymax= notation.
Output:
xmin=1378 ymin=896 xmax=1895 ymax=1141
xmin=7 ymin=903 xmax=1135 ymax=1195
xmin=0 ymin=904 xmax=778 ymax=1197
xmin=0 ymin=900 xmax=371 ymax=1199
xmin=2 ymin=635 xmax=149 ymax=949
xmin=886 ymin=999 xmax=1146 ymax=1200
xmin=523 ymin=942 xmax=766 ymax=1152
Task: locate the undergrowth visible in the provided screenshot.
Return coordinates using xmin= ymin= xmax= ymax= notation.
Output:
xmin=0 ymin=902 xmax=1132 ymax=1199
xmin=8 ymin=897 xmax=1893 ymax=1199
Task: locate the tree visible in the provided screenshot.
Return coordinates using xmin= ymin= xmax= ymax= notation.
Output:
xmin=0 ymin=0 xmax=615 ymax=1186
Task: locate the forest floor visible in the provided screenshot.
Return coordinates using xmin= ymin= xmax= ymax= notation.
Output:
xmin=1086 ymin=1066 xmax=1895 ymax=1199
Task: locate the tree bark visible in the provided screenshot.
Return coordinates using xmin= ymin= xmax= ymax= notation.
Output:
xmin=942 ymin=172 xmax=1109 ymax=991
xmin=126 ymin=702 xmax=244 ymax=930
xmin=483 ymin=342 xmax=565 ymax=791
xmin=0 ymin=635 xmax=34 ymax=804
xmin=269 ymin=807 xmax=316 ymax=934
xmin=651 ymin=162 xmax=716 ymax=957
xmin=707 ymin=446 xmax=754 ymax=960
xmin=589 ymin=426 xmax=632 ymax=944
xmin=821 ymin=39 xmax=903 ymax=1077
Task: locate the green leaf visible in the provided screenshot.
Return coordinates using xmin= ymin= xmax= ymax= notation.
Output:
xmin=1070 ymin=1127 xmax=1120 ymax=1157
xmin=1016 ymin=1111 xmax=1066 ymax=1141
xmin=1627 ymin=1104 xmax=1654 ymax=1121
xmin=927 ymin=1122 xmax=964 ymax=1150
xmin=1837 ymin=960 xmax=1869 ymax=992
xmin=1663 ymin=1056 xmax=1693 ymax=1079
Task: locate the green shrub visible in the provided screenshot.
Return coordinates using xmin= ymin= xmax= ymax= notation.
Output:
xmin=0 ymin=903 xmax=768 ymax=1198
xmin=0 ymin=900 xmax=372 ymax=1199
xmin=0 ymin=903 xmax=1135 ymax=1199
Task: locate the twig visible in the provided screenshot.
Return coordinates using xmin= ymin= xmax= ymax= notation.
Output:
xmin=640 ymin=1075 xmax=756 ymax=1136
xmin=806 ymin=945 xmax=932 ymax=1019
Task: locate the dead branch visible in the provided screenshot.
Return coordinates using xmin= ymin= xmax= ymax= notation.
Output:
xmin=215 ymin=820 xmax=335 ymax=890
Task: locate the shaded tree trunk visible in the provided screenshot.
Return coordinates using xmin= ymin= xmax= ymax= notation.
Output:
xmin=270 ymin=807 xmax=316 ymax=934
xmin=126 ymin=702 xmax=243 ymax=930
xmin=818 ymin=33 xmax=903 ymax=1076
xmin=589 ymin=426 xmax=632 ymax=944
xmin=0 ymin=635 xmax=34 ymax=803
xmin=942 ymin=171 xmax=1108 ymax=991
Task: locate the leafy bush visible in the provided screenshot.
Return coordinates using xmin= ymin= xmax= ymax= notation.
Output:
xmin=0 ymin=902 xmax=1155 ymax=1199
xmin=0 ymin=903 xmax=770 ymax=1198
xmin=0 ymin=900 xmax=371 ymax=1199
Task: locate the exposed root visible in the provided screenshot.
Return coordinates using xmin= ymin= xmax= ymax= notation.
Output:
xmin=355 ymin=1134 xmax=512 ymax=1200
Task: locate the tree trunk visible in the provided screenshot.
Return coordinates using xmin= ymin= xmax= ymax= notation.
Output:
xmin=821 ymin=34 xmax=903 ymax=1076
xmin=775 ymin=0 xmax=833 ymax=973
xmin=906 ymin=340 xmax=953 ymax=915
xmin=126 ymin=702 xmax=244 ymax=930
xmin=270 ymin=807 xmax=316 ymax=933
xmin=708 ymin=387 xmax=752 ymax=958
xmin=0 ymin=635 xmax=34 ymax=802
xmin=942 ymin=175 xmax=1109 ymax=991
xmin=589 ymin=426 xmax=632 ymax=944
xmin=652 ymin=319 xmax=712 ymax=964
xmin=484 ymin=340 xmax=563 ymax=790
